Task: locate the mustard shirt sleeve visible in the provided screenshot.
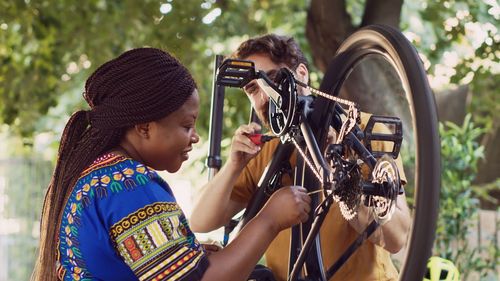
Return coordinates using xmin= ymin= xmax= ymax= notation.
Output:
xmin=231 ymin=164 xmax=258 ymax=203
xmin=230 ymin=139 xmax=280 ymax=203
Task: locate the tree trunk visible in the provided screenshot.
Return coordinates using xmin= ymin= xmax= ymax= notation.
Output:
xmin=435 ymin=85 xmax=469 ymax=125
xmin=306 ymin=0 xmax=403 ymax=72
xmin=476 ymin=120 xmax=500 ymax=209
xmin=306 ymin=0 xmax=405 ymax=113
xmin=305 ymin=0 xmax=354 ymax=72
xmin=306 ymin=0 xmax=409 ymax=133
xmin=361 ymin=0 xmax=403 ymax=28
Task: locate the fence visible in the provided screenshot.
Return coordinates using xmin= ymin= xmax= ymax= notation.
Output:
xmin=0 ymin=158 xmax=52 ymax=281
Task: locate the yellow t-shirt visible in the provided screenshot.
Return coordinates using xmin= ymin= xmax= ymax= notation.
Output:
xmin=231 ymin=113 xmax=406 ymax=281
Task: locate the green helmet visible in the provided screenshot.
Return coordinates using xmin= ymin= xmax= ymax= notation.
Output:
xmin=423 ymin=256 xmax=460 ymax=281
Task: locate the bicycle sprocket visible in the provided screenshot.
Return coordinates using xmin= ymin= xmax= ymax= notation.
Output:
xmin=364 ymin=154 xmax=400 ymax=225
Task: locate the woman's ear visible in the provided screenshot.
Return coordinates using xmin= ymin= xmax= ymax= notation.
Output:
xmin=295 ymin=63 xmax=309 ymax=85
xmin=134 ymin=123 xmax=150 ymax=139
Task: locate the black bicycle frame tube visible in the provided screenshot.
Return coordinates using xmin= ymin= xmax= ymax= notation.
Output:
xmin=206 ymin=55 xmax=225 ymax=180
xmin=345 ymin=131 xmax=377 ymax=169
xmin=299 ymin=119 xmax=332 ymax=185
xmin=325 ymin=220 xmax=379 ymax=279
xmin=287 ymin=107 xmax=383 ymax=280
xmin=330 ymin=103 xmax=377 ymax=169
xmin=289 ymin=156 xmax=326 ymax=281
xmin=298 ymin=112 xmax=377 ymax=187
xmin=289 ymin=156 xmax=304 ymax=274
xmin=289 ymin=196 xmax=333 ymax=281
xmin=240 ymin=142 xmax=296 ymax=228
xmin=289 ymin=202 xmax=380 ymax=281
xmin=288 ymin=117 xmax=331 ymax=281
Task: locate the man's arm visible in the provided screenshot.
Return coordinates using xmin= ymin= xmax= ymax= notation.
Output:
xmin=349 ymin=193 xmax=411 ymax=253
xmin=190 ymin=123 xmax=261 ymax=233
xmin=190 ymin=163 xmax=247 ymax=232
xmin=347 ymin=112 xmax=411 ymax=253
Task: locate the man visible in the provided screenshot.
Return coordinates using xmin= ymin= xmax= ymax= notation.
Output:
xmin=191 ymin=34 xmax=411 ymax=281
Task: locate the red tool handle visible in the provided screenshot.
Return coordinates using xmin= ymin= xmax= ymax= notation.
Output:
xmin=248 ymin=134 xmax=276 ymax=145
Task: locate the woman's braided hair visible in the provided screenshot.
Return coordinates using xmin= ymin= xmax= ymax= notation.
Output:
xmin=32 ymin=48 xmax=196 ymax=281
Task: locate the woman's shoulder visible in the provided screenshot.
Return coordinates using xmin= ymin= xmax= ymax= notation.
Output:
xmin=80 ymin=152 xmax=154 ymax=179
xmin=70 ymin=153 xmax=167 ymax=208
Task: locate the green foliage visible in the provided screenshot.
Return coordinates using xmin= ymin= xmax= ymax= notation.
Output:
xmin=1 ymin=1 xmax=498 ymax=279
xmin=412 ymin=0 xmax=499 ymax=130
xmin=466 ymin=70 xmax=499 ymax=132
xmin=0 ymin=0 xmax=217 ymax=136
xmin=434 ymin=114 xmax=497 ymax=279
xmin=1 ymin=0 xmax=496 ymax=140
xmin=0 ymin=0 xmax=309 ymax=139
xmin=418 ymin=0 xmax=498 ymax=68
xmin=5 ymin=235 xmax=39 ymax=281
xmin=472 ymin=178 xmax=500 ymax=206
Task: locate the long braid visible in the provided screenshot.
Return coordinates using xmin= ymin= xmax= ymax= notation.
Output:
xmin=32 ymin=48 xmax=196 ymax=281
xmin=34 ymin=110 xmax=93 ymax=281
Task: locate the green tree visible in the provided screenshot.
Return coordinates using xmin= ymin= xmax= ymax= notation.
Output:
xmin=0 ymin=0 xmax=309 ymax=138
xmin=1 ymin=0 xmax=497 ymax=140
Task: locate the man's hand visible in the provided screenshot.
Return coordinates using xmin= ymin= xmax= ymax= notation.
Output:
xmin=228 ymin=122 xmax=263 ymax=170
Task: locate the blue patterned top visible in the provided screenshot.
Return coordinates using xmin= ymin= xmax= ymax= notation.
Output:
xmin=56 ymin=153 xmax=208 ymax=281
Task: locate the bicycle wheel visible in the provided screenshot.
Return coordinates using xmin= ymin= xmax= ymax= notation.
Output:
xmin=294 ymin=24 xmax=440 ymax=281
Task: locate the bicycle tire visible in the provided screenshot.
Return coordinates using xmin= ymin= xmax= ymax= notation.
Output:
xmin=294 ymin=24 xmax=440 ymax=281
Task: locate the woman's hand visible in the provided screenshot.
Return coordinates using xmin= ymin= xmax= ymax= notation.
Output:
xmin=258 ymin=186 xmax=311 ymax=233
xmin=202 ymin=242 xmax=223 ymax=257
xmin=227 ymin=122 xmax=262 ymax=170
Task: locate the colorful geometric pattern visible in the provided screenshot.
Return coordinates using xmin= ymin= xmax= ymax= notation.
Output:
xmin=111 ymin=202 xmax=206 ymax=281
xmin=56 ymin=153 xmax=207 ymax=281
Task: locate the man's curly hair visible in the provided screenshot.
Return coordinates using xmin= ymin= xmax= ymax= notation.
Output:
xmin=232 ymin=34 xmax=308 ymax=71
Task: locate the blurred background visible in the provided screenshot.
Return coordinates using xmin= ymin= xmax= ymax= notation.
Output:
xmin=0 ymin=0 xmax=498 ymax=280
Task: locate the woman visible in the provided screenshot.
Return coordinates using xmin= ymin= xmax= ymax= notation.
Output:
xmin=32 ymin=48 xmax=310 ymax=281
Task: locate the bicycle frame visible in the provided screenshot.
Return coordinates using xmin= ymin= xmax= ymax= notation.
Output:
xmin=214 ymin=58 xmax=406 ymax=281
xmin=287 ymin=107 xmax=385 ymax=281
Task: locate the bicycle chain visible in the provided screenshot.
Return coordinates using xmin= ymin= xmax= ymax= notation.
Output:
xmin=290 ymin=86 xmax=400 ymax=223
xmin=306 ymin=86 xmax=357 ymax=107
xmin=287 ymin=84 xmax=360 ymax=186
xmin=290 ymin=137 xmax=324 ymax=185
xmin=291 ymin=134 xmax=359 ymax=221
xmin=288 ymin=84 xmax=365 ymax=220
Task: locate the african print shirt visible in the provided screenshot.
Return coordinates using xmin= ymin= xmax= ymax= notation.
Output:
xmin=56 ymin=153 xmax=208 ymax=281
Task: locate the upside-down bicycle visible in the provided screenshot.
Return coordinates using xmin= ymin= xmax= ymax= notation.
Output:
xmin=206 ymin=25 xmax=440 ymax=281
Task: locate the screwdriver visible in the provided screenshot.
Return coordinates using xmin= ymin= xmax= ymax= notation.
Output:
xmin=248 ymin=134 xmax=277 ymax=145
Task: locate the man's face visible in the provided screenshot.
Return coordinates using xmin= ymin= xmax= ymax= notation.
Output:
xmin=242 ymin=53 xmax=289 ymax=126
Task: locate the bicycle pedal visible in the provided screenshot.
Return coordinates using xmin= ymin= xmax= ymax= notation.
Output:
xmin=216 ymin=59 xmax=257 ymax=88
xmin=363 ymin=115 xmax=403 ymax=159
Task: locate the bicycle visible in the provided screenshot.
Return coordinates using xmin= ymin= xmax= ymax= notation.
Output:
xmin=207 ymin=24 xmax=440 ymax=281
